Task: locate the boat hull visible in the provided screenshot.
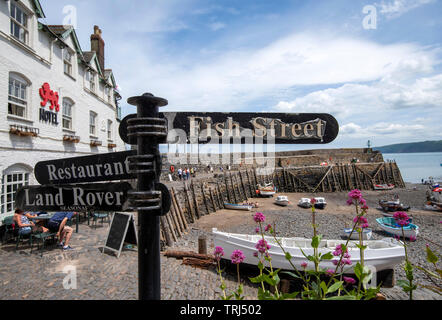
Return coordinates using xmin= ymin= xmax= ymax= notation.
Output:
xmin=376 ymin=218 xmax=419 ymax=239
xmin=223 ymin=203 xmax=253 ymax=211
xmin=213 ymin=228 xmax=405 ymax=273
xmin=275 ymin=201 xmax=289 ymax=206
xmin=342 ymin=228 xmax=373 ymax=240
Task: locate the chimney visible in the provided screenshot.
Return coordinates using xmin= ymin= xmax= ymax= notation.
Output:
xmin=90 ymin=25 xmax=105 ymax=72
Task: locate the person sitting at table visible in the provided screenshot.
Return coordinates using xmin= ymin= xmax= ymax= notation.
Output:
xmin=13 ymin=208 xmax=48 ymax=235
xmin=47 ymin=212 xmax=77 ymax=251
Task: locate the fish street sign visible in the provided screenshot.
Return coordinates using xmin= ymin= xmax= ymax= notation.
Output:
xmin=34 ymin=150 xmax=137 ymax=185
xmin=119 ymin=112 xmax=339 ymax=145
xmin=15 ymin=182 xmax=133 ymax=212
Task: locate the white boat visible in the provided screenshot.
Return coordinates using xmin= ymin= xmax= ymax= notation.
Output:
xmin=314 ymin=197 xmax=327 ymax=210
xmin=342 ymin=228 xmax=373 ymax=240
xmin=298 ymin=198 xmax=312 ymax=209
xmin=212 ymin=228 xmax=405 ymax=273
xmin=376 ymin=217 xmax=419 ymax=239
xmin=374 ymin=184 xmax=395 ymax=190
xmin=223 ymin=202 xmax=253 ymax=211
xmin=258 ymin=184 xmax=276 ymax=197
xmin=275 ymin=195 xmax=290 ymax=206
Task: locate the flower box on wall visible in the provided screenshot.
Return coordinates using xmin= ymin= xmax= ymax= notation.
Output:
xmin=90 ymin=139 xmax=102 ymax=147
xmin=9 ymin=125 xmax=39 ymax=137
xmin=108 ymin=143 xmax=117 ymax=149
xmin=63 ymin=134 xmax=80 ymax=143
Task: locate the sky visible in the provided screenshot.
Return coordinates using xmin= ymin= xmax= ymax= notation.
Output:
xmin=39 ymin=0 xmax=442 ymax=151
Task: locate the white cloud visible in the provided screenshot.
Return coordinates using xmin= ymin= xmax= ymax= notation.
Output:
xmin=116 ymin=31 xmax=440 ymax=112
xmin=340 ymin=122 xmax=427 ymax=138
xmin=376 ymin=0 xmax=436 ymax=19
xmin=274 ymin=73 xmax=442 ymax=116
xmin=209 ymin=22 xmax=226 ymax=31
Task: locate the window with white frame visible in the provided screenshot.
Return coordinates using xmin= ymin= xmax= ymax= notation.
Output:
xmin=62 ymin=98 xmax=74 ymax=130
xmin=89 ymin=111 xmax=97 ymax=136
xmin=64 ymin=49 xmax=73 ymax=76
xmin=107 ymin=120 xmax=113 ymax=140
xmin=10 ymin=2 xmax=29 ymax=45
xmin=1 ymin=165 xmax=31 ymax=216
xmin=8 ymin=73 xmax=29 ymax=118
xmin=86 ymin=70 xmax=96 ymax=92
xmin=105 ymin=86 xmax=112 ymax=103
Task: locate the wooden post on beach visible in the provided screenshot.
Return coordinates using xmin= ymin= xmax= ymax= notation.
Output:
xmin=171 ymin=187 xmax=188 ymax=231
xmin=170 ymin=205 xmax=183 ymax=236
xmin=239 ymin=171 xmax=248 ymax=199
xmin=165 ymin=213 xmax=177 ymax=242
xmin=200 ymin=183 xmax=210 ymax=215
xmin=184 ymin=182 xmax=196 ymax=223
xmin=216 ymin=182 xmax=225 ymax=207
xmin=246 ymin=169 xmax=254 ymax=197
xmin=191 ymin=181 xmax=201 ymax=218
xmin=160 ymin=216 xmax=173 ymax=247
xmin=229 ymin=172 xmax=238 ymax=203
xmin=209 ymin=187 xmax=217 ymax=212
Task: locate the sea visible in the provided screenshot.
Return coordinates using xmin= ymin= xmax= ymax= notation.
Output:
xmin=383 ymin=152 xmax=442 ymax=184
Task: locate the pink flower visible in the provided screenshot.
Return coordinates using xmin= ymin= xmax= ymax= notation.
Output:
xmin=214 ymin=246 xmax=224 ymax=261
xmin=254 ymin=212 xmax=266 ymax=223
xmin=231 ymin=249 xmax=245 ymax=264
xmin=255 ymin=239 xmax=271 ymax=253
xmin=348 ymin=189 xmax=362 ymax=200
xmin=301 ymin=262 xmax=308 ymax=269
xmin=255 ymin=227 xmax=260 ymax=234
xmin=346 ymin=199 xmax=354 ymax=206
xmin=253 ymin=252 xmax=258 ymax=258
xmin=343 ymin=276 xmax=356 ymax=285
xmin=265 ymin=224 xmax=272 ymax=232
xmin=361 ymin=204 xmax=369 ymax=210
xmin=325 ymin=269 xmax=335 ymax=276
xmin=393 ymin=211 xmax=409 ymax=222
xmin=409 ymin=235 xmax=416 ymax=242
xmin=310 ymin=198 xmax=317 ymax=204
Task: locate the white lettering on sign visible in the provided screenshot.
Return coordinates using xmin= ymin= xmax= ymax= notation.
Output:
xmin=46 ymin=161 xmax=129 ymax=182
xmin=72 ymin=188 xmax=124 ymax=207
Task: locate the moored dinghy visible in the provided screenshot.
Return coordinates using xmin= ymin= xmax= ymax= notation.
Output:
xmin=298 ymin=198 xmax=312 ymax=208
xmin=212 ymin=228 xmax=405 ymax=273
xmin=376 ymin=217 xmax=419 ymax=239
xmin=275 ymin=195 xmax=290 ymax=206
xmin=224 ymin=202 xmax=253 ymax=211
xmin=313 ymin=197 xmax=327 ymax=210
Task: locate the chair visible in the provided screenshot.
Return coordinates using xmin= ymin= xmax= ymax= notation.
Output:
xmin=15 ymin=230 xmax=32 ymax=252
xmin=2 ymin=216 xmax=16 ymax=244
xmin=91 ymin=212 xmax=111 ymax=229
xmin=30 ymin=232 xmax=57 ymax=256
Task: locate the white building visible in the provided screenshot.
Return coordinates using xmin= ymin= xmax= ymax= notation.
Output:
xmin=0 ymin=0 xmax=125 ymax=223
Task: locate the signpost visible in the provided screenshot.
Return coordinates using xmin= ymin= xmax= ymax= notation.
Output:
xmin=16 ymin=90 xmax=339 ymax=301
xmin=119 ymin=112 xmax=339 ymax=145
xmin=15 ymin=182 xmax=132 ymax=212
xmin=34 ymin=150 xmax=136 ymax=185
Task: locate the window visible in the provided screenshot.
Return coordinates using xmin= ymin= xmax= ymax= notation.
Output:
xmin=1 ymin=165 xmax=31 ymax=216
xmin=107 ymin=120 xmax=113 ymax=140
xmin=86 ymin=70 xmax=96 ymax=92
xmin=64 ymin=50 xmax=73 ymax=76
xmin=105 ymin=86 xmax=112 ymax=103
xmin=8 ymin=74 xmax=29 ymax=118
xmin=89 ymin=111 xmax=97 ymax=136
xmin=10 ymin=2 xmax=29 ymax=44
xmin=62 ymin=98 xmax=74 ymax=130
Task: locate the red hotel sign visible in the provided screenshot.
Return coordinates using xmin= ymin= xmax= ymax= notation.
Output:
xmin=39 ymin=82 xmax=59 ymax=125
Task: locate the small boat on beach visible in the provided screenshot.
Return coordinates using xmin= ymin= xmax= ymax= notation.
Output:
xmin=313 ymin=197 xmax=327 ymax=210
xmin=212 ymin=228 xmax=405 ymax=273
xmin=379 ymin=199 xmax=410 ymax=212
xmin=374 ymin=184 xmax=395 ymax=190
xmin=224 ymin=202 xmax=253 ymax=211
xmin=342 ymin=228 xmax=373 ymax=240
xmin=376 ymin=217 xmax=419 ymax=239
xmin=381 ymin=212 xmax=413 ymax=223
xmin=274 ymin=195 xmax=290 ymax=206
xmin=257 ymin=183 xmax=276 ymax=197
xmin=298 ymin=198 xmax=312 ymax=209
